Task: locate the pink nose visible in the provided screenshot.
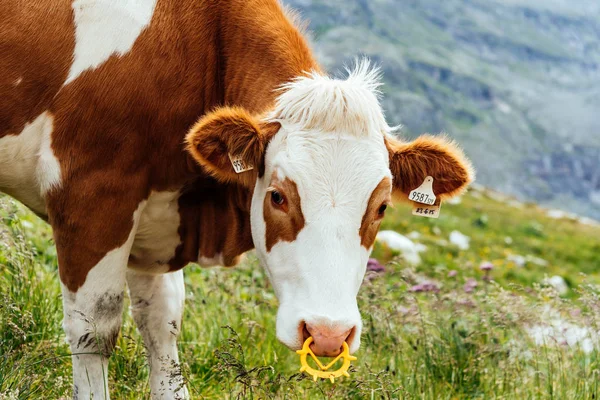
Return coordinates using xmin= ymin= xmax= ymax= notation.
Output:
xmin=305 ymin=323 xmax=353 ymax=357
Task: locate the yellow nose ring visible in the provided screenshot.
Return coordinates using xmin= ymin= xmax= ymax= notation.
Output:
xmin=296 ymin=336 xmax=357 ymax=383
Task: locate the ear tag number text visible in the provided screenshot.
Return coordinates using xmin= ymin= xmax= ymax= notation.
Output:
xmin=412 ymin=203 xmax=441 ymax=219
xmin=228 ymin=153 xmax=254 ymax=173
xmin=408 ymin=176 xmax=436 ymax=205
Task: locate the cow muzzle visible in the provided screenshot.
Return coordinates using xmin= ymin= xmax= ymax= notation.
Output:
xmin=300 ymin=321 xmax=356 ymax=357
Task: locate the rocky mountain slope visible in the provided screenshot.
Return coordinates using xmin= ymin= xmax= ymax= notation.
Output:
xmin=283 ymin=0 xmax=600 ymax=219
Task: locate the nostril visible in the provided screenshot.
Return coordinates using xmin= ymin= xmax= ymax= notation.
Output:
xmin=301 ymin=322 xmax=311 ymax=343
xmin=345 ymin=326 xmax=356 ymax=347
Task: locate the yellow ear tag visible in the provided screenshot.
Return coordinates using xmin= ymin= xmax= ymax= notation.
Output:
xmin=228 ymin=153 xmax=254 ymax=173
xmin=296 ymin=337 xmax=357 ymax=383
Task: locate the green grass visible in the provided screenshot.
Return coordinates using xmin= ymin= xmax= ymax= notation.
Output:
xmin=1 ymin=187 xmax=600 ymax=399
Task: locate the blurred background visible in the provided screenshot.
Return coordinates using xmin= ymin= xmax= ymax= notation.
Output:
xmin=284 ymin=0 xmax=600 ymax=220
xmin=2 ymin=1 xmax=600 ymax=398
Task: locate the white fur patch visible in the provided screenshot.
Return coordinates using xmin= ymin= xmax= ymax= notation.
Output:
xmin=64 ymin=0 xmax=157 ymax=85
xmin=0 ymin=112 xmax=56 ymax=214
xmin=129 ymin=190 xmax=181 ymax=272
xmin=269 ymin=59 xmax=391 ymax=137
xmin=252 ymin=128 xmax=388 ymax=353
xmin=126 ymin=269 xmax=189 ymax=398
xmin=36 ymin=115 xmax=62 ymax=196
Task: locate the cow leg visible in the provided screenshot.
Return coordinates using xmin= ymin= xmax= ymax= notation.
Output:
xmin=126 ymin=269 xmax=188 ymax=399
xmin=54 ymin=199 xmax=146 ymax=399
xmin=61 ymin=263 xmax=126 ymax=399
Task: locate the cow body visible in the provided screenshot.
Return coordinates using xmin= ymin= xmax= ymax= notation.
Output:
xmin=2 ymin=1 xmax=317 ymax=397
xmin=1 ymin=1 xmax=474 ymax=398
xmin=1 ymin=0 xmax=310 ymax=277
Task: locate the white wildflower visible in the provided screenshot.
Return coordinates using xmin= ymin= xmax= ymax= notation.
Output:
xmin=449 ymin=230 xmax=470 ymax=250
xmin=376 ymin=230 xmax=426 ymax=265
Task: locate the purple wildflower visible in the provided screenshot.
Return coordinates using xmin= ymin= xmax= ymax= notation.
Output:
xmin=479 ymin=261 xmax=494 ymax=271
xmin=367 ymin=258 xmax=385 ymax=273
xmin=457 ymin=298 xmax=475 ymax=307
xmin=447 ymin=270 xmax=457 ymax=278
xmin=409 ymin=281 xmax=440 ymax=293
xmin=364 ymin=272 xmax=378 ymax=282
xmin=463 ymin=278 xmax=478 ymax=293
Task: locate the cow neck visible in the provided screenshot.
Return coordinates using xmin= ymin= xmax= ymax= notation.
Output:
xmin=150 ymin=0 xmax=320 ymax=156
xmin=170 ymin=0 xmax=320 ymax=269
xmin=214 ymin=0 xmax=321 ymax=112
xmin=169 ymin=177 xmax=254 ymax=270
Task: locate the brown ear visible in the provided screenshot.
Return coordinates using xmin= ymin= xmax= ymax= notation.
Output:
xmin=185 ymin=107 xmax=280 ymax=186
xmin=386 ymin=134 xmax=474 ymax=201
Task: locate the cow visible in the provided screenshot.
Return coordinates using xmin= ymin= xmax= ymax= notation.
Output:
xmin=0 ymin=0 xmax=474 ymax=398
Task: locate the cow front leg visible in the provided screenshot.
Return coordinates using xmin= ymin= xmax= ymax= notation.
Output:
xmin=53 ymin=197 xmax=146 ymax=399
xmin=61 ymin=271 xmax=125 ymax=400
xmin=60 ymin=227 xmax=142 ymax=399
xmin=127 ymin=269 xmax=188 ymax=399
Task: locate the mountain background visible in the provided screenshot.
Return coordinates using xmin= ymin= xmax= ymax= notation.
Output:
xmin=282 ymin=0 xmax=600 ymax=220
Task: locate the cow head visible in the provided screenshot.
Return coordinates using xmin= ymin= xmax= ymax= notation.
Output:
xmin=186 ymin=62 xmax=473 ymax=356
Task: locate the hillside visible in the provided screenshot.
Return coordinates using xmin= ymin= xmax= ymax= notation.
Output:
xmin=2 ymin=187 xmax=600 ymax=398
xmin=283 ymin=0 xmax=600 ymax=219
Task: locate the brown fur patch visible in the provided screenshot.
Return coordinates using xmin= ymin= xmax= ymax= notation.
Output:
xmin=385 ymin=134 xmax=474 ymax=202
xmin=264 ymin=174 xmax=306 ymax=252
xmin=0 ymin=0 xmax=75 ymax=138
xmin=359 ymin=177 xmax=392 ymax=249
xmin=169 ymin=178 xmax=254 ymax=270
xmin=217 ymin=0 xmax=321 ymax=111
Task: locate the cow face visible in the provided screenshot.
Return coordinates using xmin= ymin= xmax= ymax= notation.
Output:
xmin=186 ymin=62 xmax=473 ymax=356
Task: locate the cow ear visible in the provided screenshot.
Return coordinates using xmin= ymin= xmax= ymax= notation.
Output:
xmin=386 ymin=134 xmax=474 ymax=201
xmin=186 ymin=107 xmax=280 ymax=187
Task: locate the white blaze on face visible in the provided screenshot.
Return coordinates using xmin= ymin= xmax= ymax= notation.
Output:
xmin=250 ymin=62 xmax=393 ymax=354
xmin=65 ymin=0 xmax=157 ymax=85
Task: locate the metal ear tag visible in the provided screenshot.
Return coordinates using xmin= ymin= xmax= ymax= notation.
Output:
xmin=228 ymin=153 xmax=254 ymax=173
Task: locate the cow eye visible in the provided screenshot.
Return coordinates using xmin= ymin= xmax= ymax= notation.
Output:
xmin=378 ymin=204 xmax=387 ymax=216
xmin=271 ymin=190 xmax=285 ymax=206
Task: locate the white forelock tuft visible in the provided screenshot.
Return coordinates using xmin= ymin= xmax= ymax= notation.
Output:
xmin=268 ymin=59 xmax=392 ymax=137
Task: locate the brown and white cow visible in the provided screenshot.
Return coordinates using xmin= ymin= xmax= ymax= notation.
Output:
xmin=1 ymin=0 xmax=473 ymax=398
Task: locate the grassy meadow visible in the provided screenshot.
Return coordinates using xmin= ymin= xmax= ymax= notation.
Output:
xmin=1 ymin=186 xmax=600 ymax=399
